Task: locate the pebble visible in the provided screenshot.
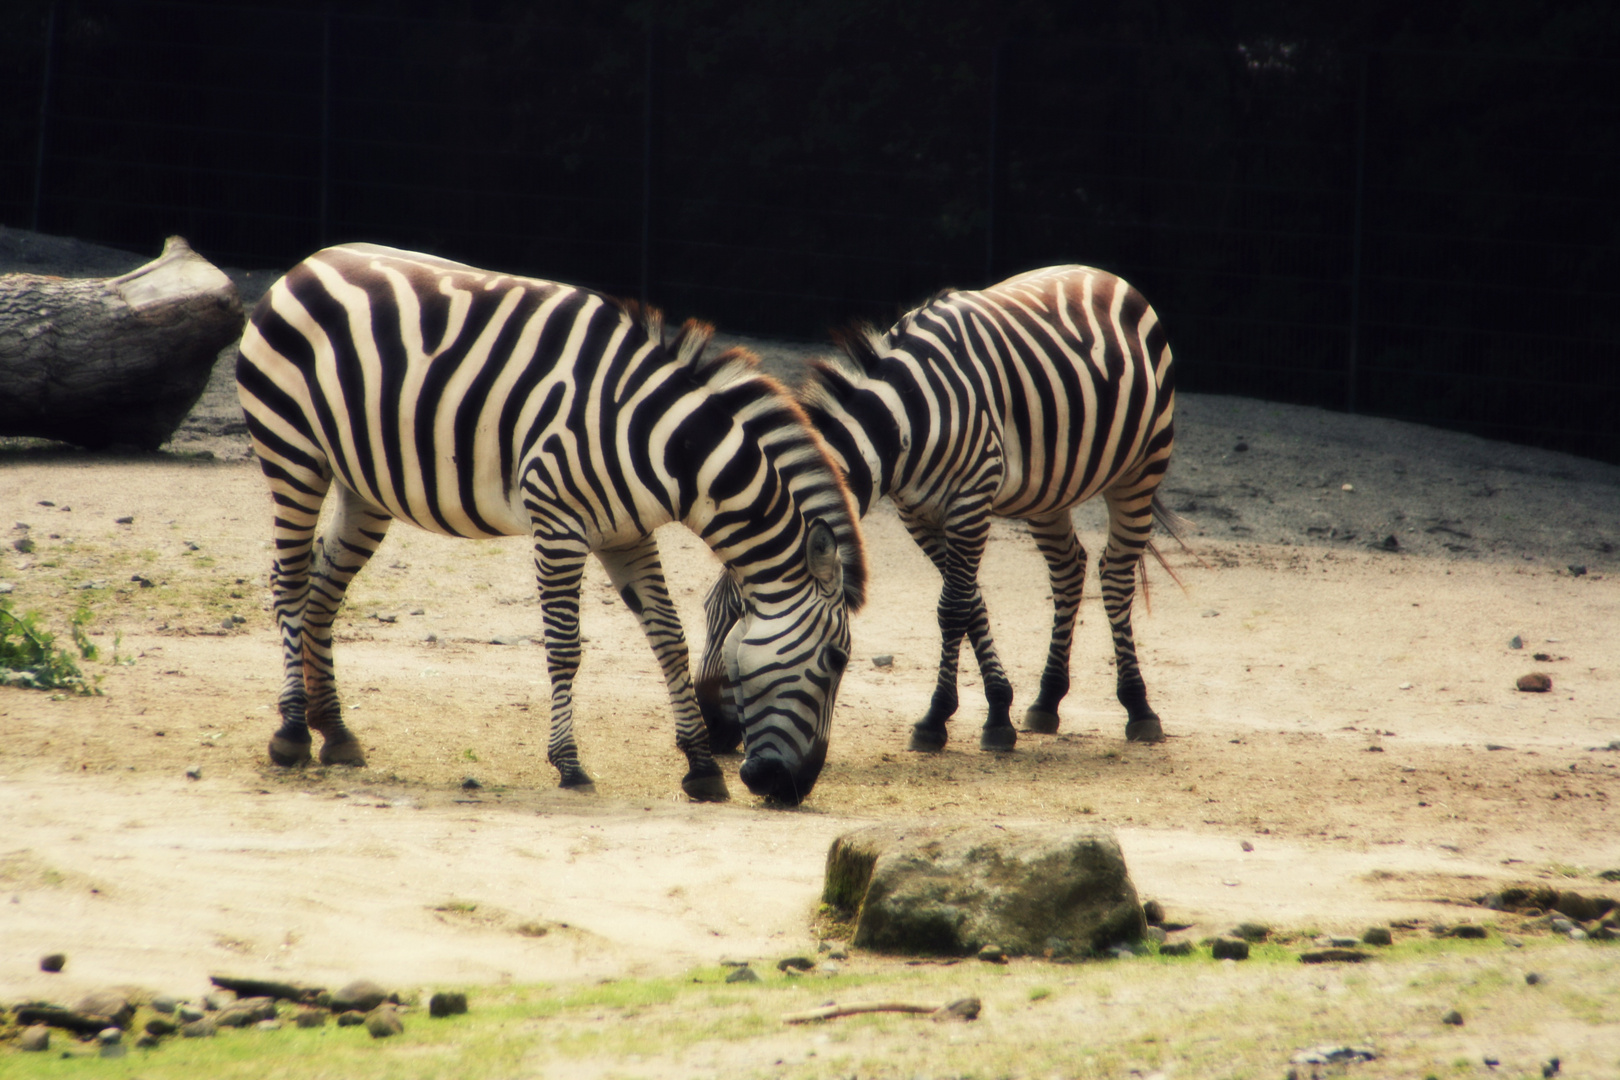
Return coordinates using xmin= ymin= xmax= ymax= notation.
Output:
xmin=204 ymin=988 xmax=238 ymax=1011
xmin=365 ymin=1006 xmax=404 ymax=1039
xmin=1232 ymin=921 xmax=1271 ymax=942
xmin=98 ymin=1028 xmax=125 ymax=1058
xmin=1159 ymin=940 xmax=1194 ymax=957
xmin=1517 ymin=672 xmax=1553 ymax=693
xmin=816 ymin=961 xmax=841 ymax=975
xmin=19 ymin=1024 xmax=50 ymax=1052
xmin=181 ymin=1017 xmax=218 ymax=1038
xmin=336 ymin=1010 xmax=368 ymax=1026
xmin=724 ymin=965 xmax=760 ymax=984
xmin=776 ymin=955 xmax=815 ymax=972
xmin=1328 ymin=936 xmax=1360 ymax=948
xmin=294 ymin=1007 xmax=327 ymax=1028
xmin=179 ymin=1004 xmax=206 ymax=1022
xmin=256 ymin=1019 xmax=283 ymax=1031
xmin=185 ymin=765 xmax=202 ymax=780
xmin=150 ymin=994 xmax=179 ymax=1014
xmin=1525 ymin=972 xmax=1542 ymax=985
xmin=871 ymin=654 xmax=894 ymax=667
xmin=330 ymin=978 xmax=390 ymax=1013
xmin=429 ymin=991 xmax=468 ymax=1017
xmin=39 ymin=952 xmax=65 ymax=972
xmin=1362 ymin=927 xmax=1393 ymax=946
xmin=1441 ymin=1009 xmax=1464 ymax=1026
xmin=1144 ymin=926 xmax=1167 ymax=944
xmin=1142 ymin=899 xmax=1165 ymax=925
xmin=1211 ymin=937 xmax=1250 ymax=961
xmin=145 ymin=1016 xmax=177 ymax=1036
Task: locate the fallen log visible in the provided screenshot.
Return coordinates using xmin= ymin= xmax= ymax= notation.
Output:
xmin=782 ymin=997 xmax=981 ymax=1024
xmin=0 ymin=235 xmax=243 ymax=451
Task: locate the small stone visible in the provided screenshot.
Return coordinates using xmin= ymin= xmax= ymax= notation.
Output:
xmin=933 ymin=997 xmax=981 ymax=1022
xmin=150 ymin=994 xmax=179 ymax=1014
xmin=145 ymin=1016 xmax=177 ymax=1036
xmin=1232 ymin=921 xmax=1271 ymax=942
xmin=1159 ymin=940 xmax=1194 ymax=957
xmin=1569 ymin=565 xmax=1587 ymax=577
xmin=131 ymin=574 xmax=155 ymax=588
xmin=871 ymin=654 xmax=894 ymax=668
xmin=1441 ymin=1009 xmax=1464 ymax=1026
xmin=1144 ymin=926 xmax=1167 ymax=944
xmin=1233 ymin=441 xmax=1248 ymax=452
xmin=20 ymin=1024 xmax=50 ymax=1052
xmin=336 ymin=1010 xmax=367 ymax=1026
xmin=460 ymin=776 xmax=482 ymax=791
xmin=181 ymin=1017 xmax=217 ymax=1038
xmin=294 ymin=1008 xmax=327 ymax=1028
xmin=428 ymin=991 xmax=468 ymax=1018
xmin=135 ymin=1034 xmax=160 ymax=1049
xmin=1381 ymin=534 xmax=1400 ymax=551
xmin=976 ymin=945 xmax=1008 ymax=964
xmin=1525 ymin=972 xmax=1542 ymax=985
xmin=1299 ymin=948 xmax=1369 ymax=964
xmin=178 ymin=1005 xmax=205 ymax=1023
xmin=1509 ymin=635 xmax=1524 ymax=649
xmin=203 ymin=989 xmax=237 ymax=1011
xmin=1329 ymin=936 xmax=1360 ymax=948
xmin=330 ymin=979 xmax=390 ymax=1013
xmin=256 ymin=1019 xmax=283 ymax=1031
xmin=724 ymin=965 xmax=760 ymax=984
xmin=39 ymin=952 xmax=66 ymax=972
xmin=816 ymin=961 xmax=841 ymax=975
xmin=185 ymin=766 xmax=202 ymax=780
xmin=1362 ymin=927 xmax=1393 ymax=946
xmin=365 ymin=1006 xmax=404 ymax=1038
xmin=776 ymin=955 xmax=815 ymax=972
xmin=1517 ymin=672 xmax=1553 ymax=693
xmin=1341 ymin=483 xmax=1354 ymax=492
xmin=826 ymin=946 xmax=848 ymax=960
xmin=1142 ymin=899 xmax=1165 ymax=925
xmin=76 ymin=989 xmax=134 ymax=1028
xmin=13 ymin=536 xmax=36 ymax=554
xmin=98 ymin=1030 xmax=126 ymax=1058
xmin=1240 ymin=840 xmax=1254 ymax=852
xmin=1450 ymin=924 xmax=1488 ymax=939
xmin=1211 ymin=937 xmax=1250 ymax=961
xmin=115 ymin=516 xmax=134 ymax=525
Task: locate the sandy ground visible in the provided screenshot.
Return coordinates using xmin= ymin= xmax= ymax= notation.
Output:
xmin=2 ymin=230 xmax=1619 ymax=1010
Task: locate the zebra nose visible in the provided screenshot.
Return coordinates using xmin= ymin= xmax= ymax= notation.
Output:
xmin=739 ymin=750 xmax=808 ymax=805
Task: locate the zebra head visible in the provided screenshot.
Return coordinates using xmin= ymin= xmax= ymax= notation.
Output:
xmin=722 ymin=519 xmax=852 ymax=805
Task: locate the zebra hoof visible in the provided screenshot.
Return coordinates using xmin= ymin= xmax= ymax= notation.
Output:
xmin=1021 ymin=708 xmax=1060 ymax=734
xmin=1125 ymin=715 xmax=1165 ymax=743
xmin=267 ymin=735 xmax=312 ymax=768
xmin=318 ymin=738 xmax=366 ymax=767
xmin=907 ymin=723 xmax=947 ymax=753
xmin=681 ymin=770 xmax=730 ymax=803
xmin=979 ymin=724 xmax=1018 ymax=752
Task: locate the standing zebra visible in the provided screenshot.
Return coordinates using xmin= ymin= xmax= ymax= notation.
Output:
xmin=237 ymin=244 xmax=865 ymax=805
xmin=698 ymin=265 xmax=1178 ymax=754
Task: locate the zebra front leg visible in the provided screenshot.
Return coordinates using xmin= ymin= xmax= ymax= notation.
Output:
xmin=694 ymin=570 xmax=745 ymax=755
xmin=298 ymin=486 xmax=393 ymax=766
xmin=1101 ymin=488 xmax=1163 ymax=743
xmin=533 ymin=533 xmax=597 ymax=792
xmin=900 ymin=506 xmax=1015 ymax=752
xmin=1021 ymin=514 xmax=1088 ymax=735
xmin=598 ymin=537 xmax=728 ymax=802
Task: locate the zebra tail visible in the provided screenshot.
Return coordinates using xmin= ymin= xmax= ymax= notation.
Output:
xmin=1137 ymin=493 xmax=1207 ymax=610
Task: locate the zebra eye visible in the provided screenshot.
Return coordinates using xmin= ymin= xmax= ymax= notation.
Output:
xmin=823 ymin=645 xmax=849 ymax=673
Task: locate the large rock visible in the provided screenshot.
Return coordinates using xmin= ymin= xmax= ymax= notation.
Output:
xmin=823 ymin=823 xmax=1145 ymax=959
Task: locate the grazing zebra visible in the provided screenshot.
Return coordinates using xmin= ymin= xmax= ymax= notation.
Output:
xmin=236 ymin=244 xmax=865 ymax=804
xmin=698 ymin=265 xmax=1179 ymax=755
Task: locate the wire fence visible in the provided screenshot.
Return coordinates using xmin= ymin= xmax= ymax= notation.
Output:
xmin=2 ymin=1 xmax=1616 ymax=462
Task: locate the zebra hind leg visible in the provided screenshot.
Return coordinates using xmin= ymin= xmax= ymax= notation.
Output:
xmin=599 ymin=537 xmax=728 ymax=802
xmin=1101 ymin=489 xmax=1164 ymax=743
xmin=297 ymin=486 xmax=394 ymax=766
xmin=1021 ymin=514 xmax=1088 ymax=735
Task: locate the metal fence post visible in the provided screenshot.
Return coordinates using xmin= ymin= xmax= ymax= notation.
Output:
xmin=641 ymin=28 xmax=658 ymax=309
xmin=984 ymin=39 xmax=1005 ymax=283
xmin=30 ymin=0 xmax=59 ymax=232
xmin=1345 ymin=49 xmax=1369 ymax=414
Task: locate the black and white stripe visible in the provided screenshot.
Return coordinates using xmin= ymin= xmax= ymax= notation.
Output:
xmin=698 ymin=265 xmax=1177 ymax=753
xmin=236 ymin=243 xmax=864 ymax=804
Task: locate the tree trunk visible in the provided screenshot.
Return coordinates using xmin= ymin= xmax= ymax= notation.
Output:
xmin=0 ymin=236 xmax=244 ymax=451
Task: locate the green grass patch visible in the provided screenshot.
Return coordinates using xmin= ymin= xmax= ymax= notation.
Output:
xmin=0 ymin=600 xmax=101 ymax=695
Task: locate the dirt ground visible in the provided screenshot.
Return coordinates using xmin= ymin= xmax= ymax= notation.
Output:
xmin=2 ymin=230 xmax=1619 ymax=1011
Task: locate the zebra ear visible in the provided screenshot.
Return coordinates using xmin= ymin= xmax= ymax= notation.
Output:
xmin=805 ymin=519 xmax=843 ymax=592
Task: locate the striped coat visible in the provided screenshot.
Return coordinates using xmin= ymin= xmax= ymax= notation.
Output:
xmin=237 ymin=244 xmax=864 ymax=803
xmin=699 ymin=265 xmax=1176 ymax=753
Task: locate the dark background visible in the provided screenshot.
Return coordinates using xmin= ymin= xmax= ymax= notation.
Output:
xmin=2 ymin=0 xmax=1616 ymax=462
